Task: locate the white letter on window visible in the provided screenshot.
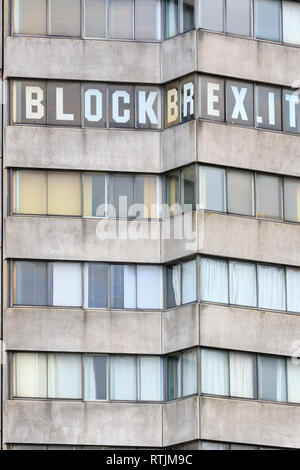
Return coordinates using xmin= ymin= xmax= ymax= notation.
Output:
xmin=231 ymin=86 xmax=248 ymax=120
xmin=138 ymin=91 xmax=158 ymax=125
xmin=112 ymin=90 xmax=130 ymax=123
xmin=25 ymin=86 xmax=44 ymax=119
xmin=56 ymin=87 xmax=74 ymax=121
xmin=285 ymin=94 xmax=298 ymax=128
xmin=167 ymin=88 xmax=178 ymax=124
xmin=85 ymin=89 xmax=102 ymax=122
xmin=207 ymin=83 xmax=220 ymax=117
xmin=183 ymin=82 xmax=194 ymax=118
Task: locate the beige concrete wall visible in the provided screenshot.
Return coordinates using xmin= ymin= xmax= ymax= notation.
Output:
xmin=162 ymin=304 xmax=199 ymax=354
xmin=163 ymin=397 xmax=199 ymax=447
xmin=161 ymin=31 xmax=197 ymax=83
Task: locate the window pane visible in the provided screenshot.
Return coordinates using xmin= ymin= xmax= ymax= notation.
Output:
xmin=84 ymin=173 xmax=106 ymax=217
xmin=201 ymin=257 xmax=229 ymax=304
xmin=48 ymin=353 xmax=82 ymax=399
xmin=181 ymin=166 xmax=195 ymax=212
xmin=49 ymin=0 xmax=81 ymax=36
xmin=14 ymin=261 xmax=47 ymax=306
xmin=109 ymin=0 xmax=134 ymax=39
xmin=258 ymin=264 xmax=286 ymax=310
xmin=255 ymin=0 xmax=282 ymax=41
xmin=166 ymin=263 xmax=181 ymax=308
xmin=227 ymin=169 xmax=254 ymax=215
xmin=282 ymin=89 xmax=300 ymax=134
xmin=110 ymin=265 xmax=136 ymax=309
xmin=201 ymin=349 xmax=229 ymax=396
xmin=199 ymin=76 xmax=225 ymax=122
xmin=226 ymin=0 xmax=251 ymax=36
xmin=182 ymin=349 xmax=197 ymax=396
xmin=84 ymin=0 xmax=106 ymax=38
xmin=86 ymin=263 xmax=108 ymax=308
xmin=182 ymin=259 xmax=197 ymax=304
xmin=134 ymin=175 xmax=157 ymax=218
xmin=287 ymin=358 xmax=300 ymax=403
xmin=84 ymin=355 xmax=107 ymax=400
xmin=110 ymin=356 xmax=136 ymax=400
xmin=14 ymin=0 xmax=47 ymax=34
xmin=226 ymin=80 xmax=254 ymax=127
xmin=109 ymin=174 xmax=134 ymax=218
xmin=229 ymin=351 xmax=256 ymax=398
xmin=199 ymin=0 xmax=224 ymax=31
xmin=51 ymin=262 xmax=82 ymax=307
xmin=47 ymin=81 xmax=81 ymax=126
xmin=229 ymin=261 xmax=257 ymax=307
xmin=165 ymin=0 xmax=178 ymax=38
xmin=13 ymin=352 xmax=47 ymax=398
xmin=182 ymin=0 xmax=194 ymax=32
xmin=167 ymin=353 xmax=181 ymax=400
xmin=199 ymin=166 xmax=226 ymax=212
xmin=48 ymin=172 xmax=82 ymax=216
xmin=286 ymin=267 xmax=300 ymax=313
xmin=166 ymin=171 xmax=180 ymax=216
xmin=258 ymin=355 xmax=287 ymax=402
xmin=137 ymin=265 xmax=162 ymax=309
xmin=135 ymin=0 xmax=161 ymax=40
xmin=255 ymin=85 xmax=282 ymax=130
xmin=256 ymin=174 xmax=282 ymax=220
xmin=283 ymin=177 xmax=300 ymax=222
xmin=139 ymin=356 xmax=163 ymax=401
xmin=283 ymin=1 xmax=300 ymax=45
xmin=12 ymin=80 xmax=46 ymax=125
xmin=14 ymin=170 xmax=47 ymax=215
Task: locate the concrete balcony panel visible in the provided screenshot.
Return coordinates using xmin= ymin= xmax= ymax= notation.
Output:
xmin=161 ymin=31 xmax=197 ymax=83
xmin=162 ymin=304 xmax=199 ymax=354
xmin=161 ymin=121 xmax=197 ymax=172
xmin=163 ymin=397 xmax=199 ymax=447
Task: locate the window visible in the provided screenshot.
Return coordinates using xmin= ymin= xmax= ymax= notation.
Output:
xmin=201 ymin=349 xmax=229 ymax=396
xmin=182 ymin=259 xmax=197 ymax=304
xmin=255 ymin=85 xmax=282 ymax=130
xmin=13 ymin=0 xmax=47 ymax=34
xmin=51 ymin=262 xmax=82 ymax=307
xmin=83 ymin=173 xmax=106 ymax=218
xmin=14 ymin=261 xmax=48 ymax=306
xmin=256 ymin=174 xmax=282 ymax=220
xmin=286 ymin=267 xmax=300 ymax=313
xmin=135 ymin=0 xmax=161 ymax=40
xmin=227 ymin=169 xmax=254 ymax=216
xmin=49 ymin=0 xmax=81 ymax=36
xmin=226 ymin=0 xmax=251 ymax=36
xmin=86 ymin=263 xmax=108 ymax=309
xmin=166 ymin=170 xmax=180 ymax=216
xmin=47 ymin=81 xmax=81 ymax=126
xmin=110 ymin=265 xmax=136 ymax=309
xmin=13 ymin=352 xmax=47 ymax=398
xmin=13 ymin=170 xmax=47 ymax=215
xmin=110 ymin=356 xmax=137 ymax=400
xmin=258 ymin=264 xmax=286 ymax=311
xmin=139 ymin=356 xmax=163 ymax=401
xmin=226 ymin=80 xmax=254 ymax=126
xmin=166 ymin=166 xmax=195 ymax=215
xmin=134 ymin=175 xmax=158 ymax=218
xmin=283 ymin=177 xmax=300 ymax=223
xmin=198 ymin=0 xmax=224 ymax=32
xmin=283 ymin=1 xmax=300 ymax=45
xmin=199 ymin=166 xmax=226 ymax=212
xmin=84 ymin=355 xmax=107 ymax=400
xmin=181 ymin=166 xmax=195 ymax=212
xmin=287 ymin=358 xmax=300 ymax=403
xmin=109 ymin=174 xmax=134 ymax=218
xmin=137 ymin=265 xmax=162 ymax=309
xmin=229 ymin=261 xmax=257 ymax=307
xmin=258 ymin=355 xmax=287 ymax=402
xmin=199 ymin=76 xmax=225 ymax=122
xmin=282 ymin=89 xmax=300 ymax=134
xmin=255 ymin=0 xmax=282 ymax=41
xmin=48 ymin=172 xmax=82 ymax=216
xmin=201 ymin=257 xmax=228 ymax=304
xmin=229 ymin=351 xmax=256 ymax=398
xmin=182 ymin=349 xmax=197 ymax=396
xmin=84 ymin=0 xmax=106 ymax=38
xmin=167 ymin=353 xmax=181 ymax=400
xmin=48 ymin=353 xmax=82 ymax=399
xmin=166 ymin=263 xmax=181 ymax=308
xmin=108 ymin=0 xmax=134 ymax=39
xmin=182 ymin=0 xmax=194 ymax=32
xmin=165 ymin=0 xmax=179 ymax=38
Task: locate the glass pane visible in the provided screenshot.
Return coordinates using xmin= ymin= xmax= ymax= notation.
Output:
xmin=49 ymin=0 xmax=81 ymax=36
xmin=283 ymin=177 xmax=300 ymax=222
xmin=135 ymin=0 xmax=161 ymax=40
xmin=182 ymin=349 xmax=197 ymax=396
xmin=166 ymin=263 xmax=181 ymax=308
xmin=12 ymin=80 xmax=46 ymax=125
xmin=287 ymin=358 xmax=300 ymax=403
xmin=226 ymin=80 xmax=254 ymax=127
xmin=258 ymin=355 xmax=287 ymax=402
xmin=14 ymin=0 xmax=47 ymax=34
xmin=167 ymin=353 xmax=181 ymax=400
xmin=286 ymin=267 xmax=300 ymax=313
xmin=256 ymin=174 xmax=282 ymax=220
xmin=137 ymin=265 xmax=162 ymax=309
xmin=199 ymin=0 xmax=224 ymax=31
xmin=165 ymin=81 xmax=179 ymax=128
xmin=166 ymin=171 xmax=180 ymax=216
xmin=255 ymin=0 xmax=282 ymax=41
xmin=47 ymin=81 xmax=81 ymax=126
xmin=83 ymin=84 xmax=107 ymax=128
xmin=229 ymin=261 xmax=257 ymax=307
xmin=229 ymin=351 xmax=256 ymax=398
xmin=201 ymin=349 xmax=229 ymax=396
xmin=13 ymin=352 xmax=47 ymax=398
xmin=48 ymin=172 xmax=82 ymax=216
xmin=165 ymin=0 xmax=178 ymax=38
xmin=199 ymin=166 xmax=226 ymax=212
xmin=48 ymin=353 xmax=82 ymax=399
xmin=109 ymin=174 xmax=134 ymax=218
xmin=181 ymin=166 xmax=195 ymax=212
xmin=258 ymin=264 xmax=286 ymax=311
xmin=84 ymin=173 xmax=106 ymax=217
xmin=199 ymin=75 xmax=225 ymax=122
xmin=182 ymin=0 xmax=194 ymax=32
xmin=226 ymin=0 xmax=251 ymax=36
xmin=283 ymin=1 xmax=300 ymax=45
xmin=139 ymin=356 xmax=163 ymax=401
xmin=227 ymin=169 xmax=254 ymax=215
xmin=282 ymin=89 xmax=300 ymax=134
xmin=84 ymin=0 xmax=106 ymax=38
xmin=109 ymin=0 xmax=134 ymax=39
xmin=255 ymin=85 xmax=282 ymax=130
xmin=14 ymin=261 xmax=47 ymax=306
xmin=136 ymin=86 xmax=161 ymax=129
xmin=110 ymin=356 xmax=137 ymax=400
xmin=51 ymin=262 xmax=82 ymax=307
xmin=87 ymin=263 xmax=108 ymax=308
xmin=201 ymin=257 xmax=229 ymax=304
xmin=14 ymin=170 xmax=47 ymax=214
xmin=134 ymin=175 xmax=157 ymax=218
xmin=110 ymin=265 xmax=136 ymax=309
xmin=84 ymin=355 xmax=107 ymax=400
xmin=182 ymin=259 xmax=197 ymax=304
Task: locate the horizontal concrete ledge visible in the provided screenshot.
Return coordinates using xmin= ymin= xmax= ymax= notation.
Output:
xmin=200 ymin=396 xmax=300 ymax=449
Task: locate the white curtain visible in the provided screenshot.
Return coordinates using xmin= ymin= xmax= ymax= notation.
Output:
xmin=229 ymin=261 xmax=257 ymax=307
xmin=14 ymin=352 xmax=47 ymax=398
xmin=182 ymin=259 xmax=197 ymax=304
xmin=286 ymin=268 xmax=300 ymax=313
xmin=183 ymin=349 xmax=197 ymax=396
xmin=110 ymin=356 xmax=136 ymax=400
xmin=48 ymin=353 xmax=82 ymax=399
xmin=84 ymin=356 xmax=96 ymax=400
xmin=124 ymin=265 xmax=137 ymax=308
xmin=258 ymin=356 xmax=286 ymax=402
xmin=201 ymin=349 xmax=229 ymax=396
xmin=283 ymin=1 xmax=300 ymax=45
xmin=287 ymin=358 xmax=300 ymax=403
xmin=258 ymin=265 xmax=286 ymax=311
xmin=139 ymin=356 xmax=162 ymax=401
xmin=276 ymin=358 xmax=287 ymax=402
xmin=166 ymin=0 xmax=178 ymax=37
xmin=201 ymin=257 xmax=228 ymax=303
xmin=137 ymin=265 xmax=162 ymax=309
xmin=84 ymin=355 xmax=107 ymax=400
xmin=172 ymin=263 xmax=181 ymax=306
xmin=52 ymin=262 xmax=82 ymax=307
xmin=229 ymin=351 xmax=255 ymax=398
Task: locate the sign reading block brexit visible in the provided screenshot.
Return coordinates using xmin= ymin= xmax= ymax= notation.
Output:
xmin=11 ymin=75 xmax=300 ymax=134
